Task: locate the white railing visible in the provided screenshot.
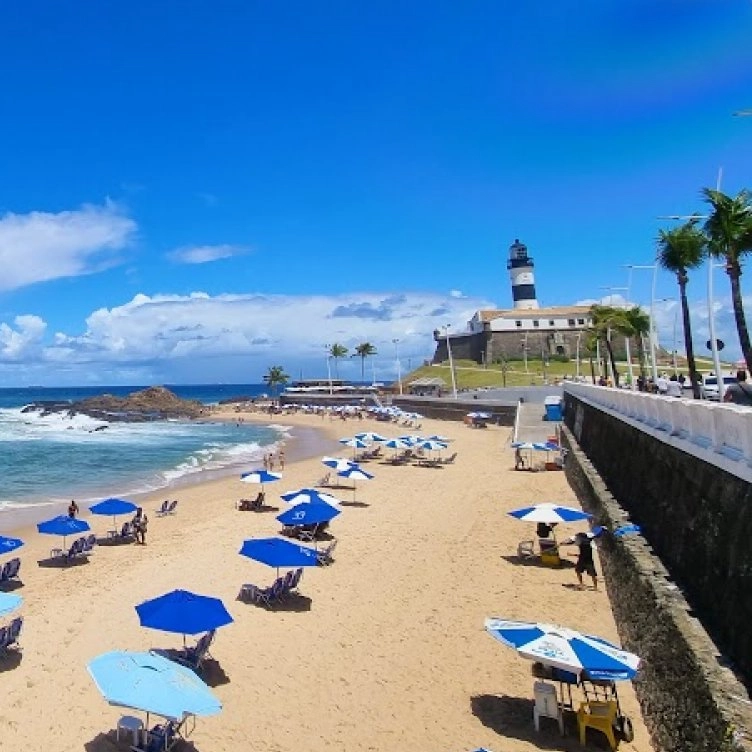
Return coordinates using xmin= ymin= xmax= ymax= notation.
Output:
xmin=563 ymin=381 xmax=752 ymax=482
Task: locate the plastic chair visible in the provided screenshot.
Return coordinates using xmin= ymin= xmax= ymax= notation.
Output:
xmin=577 ymin=699 xmax=618 ymax=750
xmin=533 ymin=681 xmax=564 ymax=735
xmin=517 ymin=540 xmax=535 ymax=559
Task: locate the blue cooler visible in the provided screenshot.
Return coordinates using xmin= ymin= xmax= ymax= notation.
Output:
xmin=544 ymin=396 xmax=563 ymax=421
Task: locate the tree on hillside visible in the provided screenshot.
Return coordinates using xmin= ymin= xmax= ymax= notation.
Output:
xmin=703 ymin=188 xmax=752 ymax=373
xmin=263 ymin=365 xmax=290 ymax=398
xmin=353 ymin=342 xmax=377 ymax=382
xmin=657 ymin=220 xmax=706 ymax=398
xmin=328 ymin=343 xmax=349 ymax=378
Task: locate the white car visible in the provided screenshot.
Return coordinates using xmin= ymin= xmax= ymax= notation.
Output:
xmin=700 ymin=373 xmax=737 ymax=401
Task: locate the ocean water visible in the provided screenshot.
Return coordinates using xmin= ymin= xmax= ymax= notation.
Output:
xmin=0 ymin=384 xmax=280 ymax=511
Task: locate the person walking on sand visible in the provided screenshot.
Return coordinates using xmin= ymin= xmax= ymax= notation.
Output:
xmin=564 ymin=531 xmax=598 ymax=590
xmin=68 ymin=499 xmax=79 ymax=518
xmin=279 ymin=450 xmax=285 ymax=470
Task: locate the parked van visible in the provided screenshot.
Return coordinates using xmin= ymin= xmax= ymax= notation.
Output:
xmin=700 ymin=372 xmax=737 ymax=401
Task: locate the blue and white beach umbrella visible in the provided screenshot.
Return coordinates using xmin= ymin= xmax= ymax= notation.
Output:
xmin=0 ymin=535 xmax=24 ymax=556
xmin=484 ymin=618 xmax=640 ymax=681
xmin=240 ymin=469 xmax=282 ymax=486
xmin=381 ymin=438 xmax=410 ymax=451
xmin=339 ymin=437 xmax=369 ymax=449
xmin=507 ymin=503 xmax=591 ymax=524
xmin=337 ymin=465 xmax=374 ymax=501
xmin=321 ymin=456 xmax=358 ymax=472
xmin=354 ymin=431 xmax=387 ymax=442
xmin=280 ymin=488 xmax=342 ymax=506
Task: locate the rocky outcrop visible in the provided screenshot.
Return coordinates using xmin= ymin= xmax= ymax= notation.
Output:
xmin=21 ymin=386 xmax=205 ymax=422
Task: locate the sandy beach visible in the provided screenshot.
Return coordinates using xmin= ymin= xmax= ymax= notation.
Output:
xmin=0 ymin=409 xmax=652 ymax=752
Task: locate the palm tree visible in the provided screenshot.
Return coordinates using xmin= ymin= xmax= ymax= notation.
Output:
xmin=657 ymin=220 xmax=706 ymax=398
xmin=328 ymin=343 xmax=348 ymax=378
xmin=263 ymin=365 xmax=290 ymax=399
xmin=353 ymin=342 xmax=377 ymax=382
xmin=703 ymin=188 xmax=752 ymax=372
xmin=622 ymin=306 xmax=651 ymax=382
xmin=589 ymin=305 xmax=634 ymax=387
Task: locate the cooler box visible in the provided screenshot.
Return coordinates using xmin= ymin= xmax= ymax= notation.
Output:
xmin=544 ymin=396 xmax=563 ymax=421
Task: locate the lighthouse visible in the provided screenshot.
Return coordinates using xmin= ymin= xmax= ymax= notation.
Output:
xmin=506 ymin=238 xmax=539 ymax=309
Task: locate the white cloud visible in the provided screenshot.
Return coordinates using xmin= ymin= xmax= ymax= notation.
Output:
xmin=0 ymin=291 xmax=488 ymax=383
xmin=449 ymin=289 xmax=465 ymax=298
xmin=0 ymin=201 xmax=136 ymax=291
xmin=167 ymin=244 xmax=248 ymax=265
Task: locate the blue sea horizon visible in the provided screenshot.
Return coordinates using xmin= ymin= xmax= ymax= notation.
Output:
xmin=0 ymin=383 xmax=282 ymax=515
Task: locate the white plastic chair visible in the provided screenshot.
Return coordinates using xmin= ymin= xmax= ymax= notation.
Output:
xmin=517 ymin=540 xmax=535 ymax=559
xmin=533 ymin=681 xmax=564 ymax=735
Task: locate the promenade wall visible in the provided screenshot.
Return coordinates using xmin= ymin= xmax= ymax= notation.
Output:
xmin=562 ymin=382 xmax=752 ymax=751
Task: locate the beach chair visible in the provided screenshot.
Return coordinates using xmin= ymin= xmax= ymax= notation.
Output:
xmin=577 ymin=699 xmax=619 ymax=750
xmin=517 ymin=540 xmax=536 ymax=560
xmin=289 ymin=567 xmax=303 ymax=593
xmin=533 ymin=681 xmax=564 ymax=735
xmin=317 ymin=539 xmax=338 ymax=566
xmin=82 ymin=534 xmax=97 ymax=553
xmin=316 ymin=472 xmax=331 ymax=487
xmin=132 ymin=719 xmax=183 ymax=752
xmin=175 ymin=630 xmax=215 ymax=672
xmin=0 ymin=616 xmax=23 ymax=655
xmin=442 ymin=452 xmax=458 ymax=464
xmin=0 ymin=557 xmax=21 ymax=582
xmin=119 ymin=521 xmax=135 ymax=540
xmin=279 ymin=569 xmax=295 ymax=598
xmin=154 ymin=500 xmax=170 ymax=516
xmin=165 ymin=500 xmax=178 ymax=514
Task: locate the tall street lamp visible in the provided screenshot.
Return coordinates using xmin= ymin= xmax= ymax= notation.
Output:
xmin=444 ymin=325 xmax=458 ymax=399
xmin=625 ymin=263 xmax=659 ymax=384
xmin=392 ymin=338 xmax=403 ymax=396
xmin=324 ymin=345 xmax=334 ymax=395
xmin=575 ymin=331 xmax=582 ymax=380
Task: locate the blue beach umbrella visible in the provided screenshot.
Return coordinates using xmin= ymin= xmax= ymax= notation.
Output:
xmin=484 ymin=617 xmax=641 ymax=681
xmin=339 ymin=437 xmax=369 ymax=459
xmin=354 ymin=431 xmax=387 ymax=442
xmin=0 ymin=535 xmax=24 ymax=556
xmin=277 ymin=501 xmax=340 ymax=527
xmin=0 ymin=591 xmax=22 ymax=618
xmin=239 ymin=537 xmax=319 ymax=570
xmin=37 ymin=515 xmax=91 ymax=549
xmin=337 ymin=465 xmax=374 ymax=502
xmin=136 ymin=589 xmax=233 ymax=642
xmin=88 ymin=650 xmax=222 ymax=720
xmin=240 ymin=469 xmax=282 ymax=486
xmin=89 ymin=498 xmax=138 ymax=529
xmin=321 ymin=456 xmax=358 ymax=472
xmin=507 ymin=503 xmax=591 ymax=524
xmin=280 ymin=488 xmax=342 ymax=506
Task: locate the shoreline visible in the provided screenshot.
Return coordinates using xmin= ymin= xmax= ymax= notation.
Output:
xmin=0 ymin=414 xmax=340 ymax=536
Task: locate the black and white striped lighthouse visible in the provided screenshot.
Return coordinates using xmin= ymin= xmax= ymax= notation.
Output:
xmin=506 ymin=238 xmax=539 ymax=309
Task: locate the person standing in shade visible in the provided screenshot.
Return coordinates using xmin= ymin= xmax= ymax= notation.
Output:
xmin=723 ymin=370 xmax=752 ymax=406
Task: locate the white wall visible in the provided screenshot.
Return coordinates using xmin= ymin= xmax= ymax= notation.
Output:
xmin=564 ymin=381 xmax=752 ymax=482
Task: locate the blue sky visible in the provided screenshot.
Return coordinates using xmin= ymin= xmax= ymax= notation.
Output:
xmin=0 ymin=1 xmax=751 ymax=385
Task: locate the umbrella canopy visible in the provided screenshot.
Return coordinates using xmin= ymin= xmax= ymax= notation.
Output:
xmin=427 ymin=434 xmax=451 ymax=443
xmin=277 ymin=501 xmax=340 ymax=526
xmin=337 ymin=466 xmax=374 ymax=482
xmin=613 ymin=524 xmax=641 ymax=538
xmin=280 ymin=488 xmax=342 ymax=506
xmin=417 ymin=439 xmax=448 ymax=452
xmin=136 ymin=589 xmax=234 ymax=637
xmin=381 ymin=438 xmax=410 ymax=451
xmin=240 ymin=469 xmax=282 ymax=485
xmin=37 ymin=515 xmax=91 ymax=547
xmin=88 ymin=650 xmax=222 ymax=720
xmin=239 ymin=537 xmax=319 ymax=569
xmin=89 ymin=498 xmax=138 ymax=522
xmin=321 ymin=456 xmax=358 ymax=471
xmin=354 ymin=431 xmax=387 ymax=442
xmin=507 ymin=503 xmax=591 ymax=524
xmin=0 ymin=591 xmax=22 ymax=618
xmin=484 ymin=618 xmax=640 ymax=682
xmin=511 ymin=441 xmax=549 ymax=451
xmin=339 ymin=437 xmax=369 ymax=449
xmin=0 ymin=535 xmax=24 ymax=556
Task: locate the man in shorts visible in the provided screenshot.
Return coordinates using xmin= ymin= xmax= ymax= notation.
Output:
xmin=566 ymin=531 xmax=598 ymax=590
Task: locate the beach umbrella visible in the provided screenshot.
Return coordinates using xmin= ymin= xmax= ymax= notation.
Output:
xmin=240 ymin=469 xmax=282 ymax=488
xmin=280 ymin=488 xmax=342 ymax=506
xmin=427 ymin=434 xmax=451 ymax=443
xmin=0 ymin=592 xmax=22 ymax=618
xmin=239 ymin=537 xmax=319 ymax=573
xmin=0 ymin=535 xmax=24 ymax=556
xmin=37 ymin=515 xmax=91 ymax=549
xmin=136 ymin=589 xmax=233 ymax=644
xmin=321 ymin=456 xmax=358 ymax=472
xmin=339 ymin=437 xmax=369 ymax=459
xmin=277 ymin=500 xmax=341 ymax=527
xmin=484 ymin=618 xmax=640 ymax=682
xmin=88 ymin=650 xmax=222 ymax=720
xmin=613 ymin=524 xmax=641 ymax=538
xmin=381 ymin=438 xmax=410 ymax=451
xmin=507 ymin=503 xmax=591 ymax=524
xmin=336 ymin=465 xmax=374 ymax=501
xmin=417 ymin=439 xmax=447 ymax=452
xmin=354 ymin=431 xmax=387 ymax=442
xmin=89 ymin=498 xmax=138 ymax=529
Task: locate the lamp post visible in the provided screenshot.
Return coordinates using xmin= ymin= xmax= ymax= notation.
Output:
xmin=521 ymin=332 xmax=529 ymax=374
xmin=324 ymin=345 xmax=333 ymax=395
xmin=392 ymin=338 xmax=403 ymax=395
xmin=575 ymin=331 xmax=582 ymax=380
xmin=444 ymin=325 xmax=458 ymax=399
xmin=625 ymin=263 xmax=659 ymax=384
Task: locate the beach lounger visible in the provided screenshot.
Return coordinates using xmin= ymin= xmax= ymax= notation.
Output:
xmin=165 ymin=500 xmax=178 ymax=514
xmin=442 ymin=452 xmax=458 ymax=464
xmin=0 ymin=557 xmax=21 ymax=582
xmin=316 ymin=472 xmax=331 ymax=488
xmin=175 ymin=629 xmax=215 ymax=672
xmin=317 ymin=539 xmax=337 ymax=566
xmin=82 ymin=534 xmax=97 ymax=553
xmin=0 ymin=616 xmax=23 ymax=655
xmin=154 ymin=500 xmax=170 ymax=515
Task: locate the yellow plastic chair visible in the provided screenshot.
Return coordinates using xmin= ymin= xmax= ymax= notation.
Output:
xmin=577 ymin=699 xmax=618 ymax=749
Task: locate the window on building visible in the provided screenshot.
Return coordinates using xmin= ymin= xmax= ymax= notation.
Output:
xmin=515 ymin=321 xmax=522 ymax=327
xmin=549 ymin=320 xmax=555 ymax=326
xmin=533 ymin=320 xmax=539 ymax=327
xmin=568 ymin=319 xmax=575 ymax=326
xmin=577 ymin=318 xmax=585 ymax=325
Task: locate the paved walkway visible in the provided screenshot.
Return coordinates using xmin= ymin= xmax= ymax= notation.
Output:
xmin=514 ymin=400 xmax=560 ymax=444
